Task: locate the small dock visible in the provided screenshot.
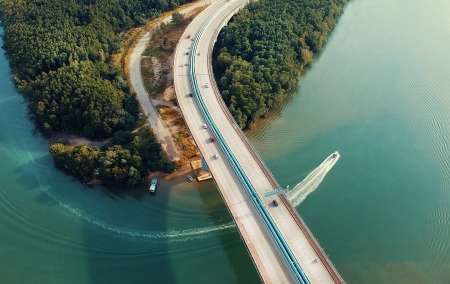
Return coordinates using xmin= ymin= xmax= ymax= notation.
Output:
xmin=190 ymin=159 xmax=212 ymax=181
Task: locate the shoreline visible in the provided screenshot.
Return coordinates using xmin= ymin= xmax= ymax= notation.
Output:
xmin=46 ymin=1 xmax=211 ymax=184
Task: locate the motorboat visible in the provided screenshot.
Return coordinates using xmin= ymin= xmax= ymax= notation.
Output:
xmin=188 ymin=175 xmax=194 ymax=182
xmin=331 ymin=151 xmax=339 ymax=159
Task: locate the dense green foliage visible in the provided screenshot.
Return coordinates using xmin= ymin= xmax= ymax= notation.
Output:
xmin=0 ymin=0 xmax=193 ymax=137
xmin=50 ymin=127 xmax=176 ymax=186
xmin=0 ymin=0 xmax=190 ymax=186
xmin=214 ymin=0 xmax=346 ymax=128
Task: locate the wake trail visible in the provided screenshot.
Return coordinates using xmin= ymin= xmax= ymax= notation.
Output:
xmin=287 ymin=152 xmax=340 ymax=207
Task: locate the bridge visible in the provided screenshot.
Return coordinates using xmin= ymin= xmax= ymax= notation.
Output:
xmin=173 ymin=0 xmax=344 ymax=282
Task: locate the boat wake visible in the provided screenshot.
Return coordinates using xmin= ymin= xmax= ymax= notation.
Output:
xmin=58 ymin=199 xmax=236 ymax=241
xmin=38 ymin=182 xmax=236 ymax=242
xmin=287 ymin=152 xmax=340 ymax=207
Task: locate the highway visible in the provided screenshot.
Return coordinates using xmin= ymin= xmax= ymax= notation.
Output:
xmin=173 ymin=1 xmax=344 ymax=283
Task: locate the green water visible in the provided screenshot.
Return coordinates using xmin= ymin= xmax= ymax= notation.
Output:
xmin=0 ymin=27 xmax=259 ymax=282
xmin=1 ymin=0 xmax=450 ymax=282
xmin=248 ymin=0 xmax=450 ymax=282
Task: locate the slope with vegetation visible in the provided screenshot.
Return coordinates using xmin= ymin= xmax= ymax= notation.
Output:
xmin=213 ymin=0 xmax=347 ymax=129
xmin=0 ymin=0 xmax=195 ymax=185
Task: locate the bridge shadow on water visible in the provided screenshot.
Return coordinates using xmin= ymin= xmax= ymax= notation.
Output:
xmin=14 ymin=153 xmax=260 ymax=283
xmin=196 ymin=179 xmax=262 ymax=284
xmin=80 ymin=178 xmax=178 ymax=284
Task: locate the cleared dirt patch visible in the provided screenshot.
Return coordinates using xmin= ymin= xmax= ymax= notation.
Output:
xmin=141 ymin=7 xmax=208 ymax=166
xmin=157 ymin=105 xmax=199 ymax=165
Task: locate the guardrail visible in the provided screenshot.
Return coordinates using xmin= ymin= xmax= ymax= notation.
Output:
xmin=206 ymin=6 xmax=345 ymax=284
xmin=188 ymin=3 xmax=309 ymax=283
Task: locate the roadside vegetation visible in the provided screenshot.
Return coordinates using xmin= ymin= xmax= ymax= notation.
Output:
xmin=141 ymin=8 xmax=206 ymax=164
xmin=213 ymin=0 xmax=347 ymax=129
xmin=0 ymin=0 xmax=196 ymax=185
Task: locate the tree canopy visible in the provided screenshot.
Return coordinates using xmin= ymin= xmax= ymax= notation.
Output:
xmin=50 ymin=127 xmax=176 ymax=186
xmin=0 ymin=0 xmax=189 ymax=186
xmin=0 ymin=0 xmax=194 ymax=137
xmin=213 ymin=0 xmax=346 ymax=128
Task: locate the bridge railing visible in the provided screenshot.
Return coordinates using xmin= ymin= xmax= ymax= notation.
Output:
xmin=205 ymin=4 xmax=344 ymax=284
xmin=189 ymin=3 xmax=309 ymax=283
xmin=207 ymin=6 xmax=283 ymax=194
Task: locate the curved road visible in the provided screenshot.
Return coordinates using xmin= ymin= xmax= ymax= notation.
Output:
xmin=129 ymin=1 xmax=218 ymax=161
xmin=174 ymin=0 xmax=344 ymax=283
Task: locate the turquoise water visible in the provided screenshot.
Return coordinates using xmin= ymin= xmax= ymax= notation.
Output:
xmin=1 ymin=0 xmax=450 ymax=282
xmin=0 ymin=28 xmax=259 ymax=283
xmin=248 ymin=0 xmax=450 ymax=282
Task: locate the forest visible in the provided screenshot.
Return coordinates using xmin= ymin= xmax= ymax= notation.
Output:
xmin=213 ymin=0 xmax=347 ymax=129
xmin=0 ymin=0 xmax=193 ymax=137
xmin=0 ymin=0 xmax=192 ymax=185
xmin=50 ymin=127 xmax=175 ymax=186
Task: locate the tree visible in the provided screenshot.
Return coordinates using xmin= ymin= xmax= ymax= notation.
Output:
xmin=213 ymin=0 xmax=346 ymax=129
xmin=171 ymin=12 xmax=184 ymax=25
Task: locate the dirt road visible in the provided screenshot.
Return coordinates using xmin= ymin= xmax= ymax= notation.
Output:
xmin=129 ymin=0 xmax=216 ymax=161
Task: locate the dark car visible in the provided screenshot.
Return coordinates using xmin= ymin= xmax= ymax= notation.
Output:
xmin=272 ymin=200 xmax=278 ymax=207
xmin=189 ymin=93 xmax=193 ymax=97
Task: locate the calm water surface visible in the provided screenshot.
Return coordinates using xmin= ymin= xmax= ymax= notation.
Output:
xmin=248 ymin=0 xmax=450 ymax=282
xmin=1 ymin=0 xmax=450 ymax=282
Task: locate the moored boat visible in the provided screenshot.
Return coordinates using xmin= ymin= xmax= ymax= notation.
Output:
xmin=149 ymin=176 xmax=158 ymax=193
xmin=188 ymin=175 xmax=194 ymax=182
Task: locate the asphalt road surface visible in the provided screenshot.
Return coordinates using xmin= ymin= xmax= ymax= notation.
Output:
xmin=174 ymin=0 xmax=342 ymax=283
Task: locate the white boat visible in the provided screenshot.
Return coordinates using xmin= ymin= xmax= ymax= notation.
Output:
xmin=149 ymin=176 xmax=158 ymax=193
xmin=331 ymin=151 xmax=339 ymax=159
xmin=188 ymin=175 xmax=194 ymax=182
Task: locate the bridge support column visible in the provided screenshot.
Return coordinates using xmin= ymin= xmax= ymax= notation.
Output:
xmin=201 ymin=155 xmax=209 ymax=171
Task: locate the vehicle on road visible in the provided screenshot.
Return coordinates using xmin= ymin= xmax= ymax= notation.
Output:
xmin=205 ymin=83 xmax=209 ymax=88
xmin=187 ymin=34 xmax=191 ymax=39
xmin=214 ymin=154 xmax=219 ymax=159
xmin=185 ymin=63 xmax=188 ymax=66
xmin=210 ymin=136 xmax=215 ymax=142
xmin=185 ymin=52 xmax=189 ymax=55
xmin=203 ymin=124 xmax=207 ymax=129
xmin=189 ymin=93 xmax=193 ymax=97
xmin=272 ymin=200 xmax=278 ymax=207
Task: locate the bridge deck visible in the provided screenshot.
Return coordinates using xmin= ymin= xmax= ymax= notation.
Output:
xmin=174 ymin=1 xmax=343 ymax=283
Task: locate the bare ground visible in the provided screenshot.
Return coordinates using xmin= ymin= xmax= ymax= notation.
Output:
xmin=141 ymin=8 xmax=208 ymax=166
xmin=50 ymin=131 xmax=106 ymax=147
